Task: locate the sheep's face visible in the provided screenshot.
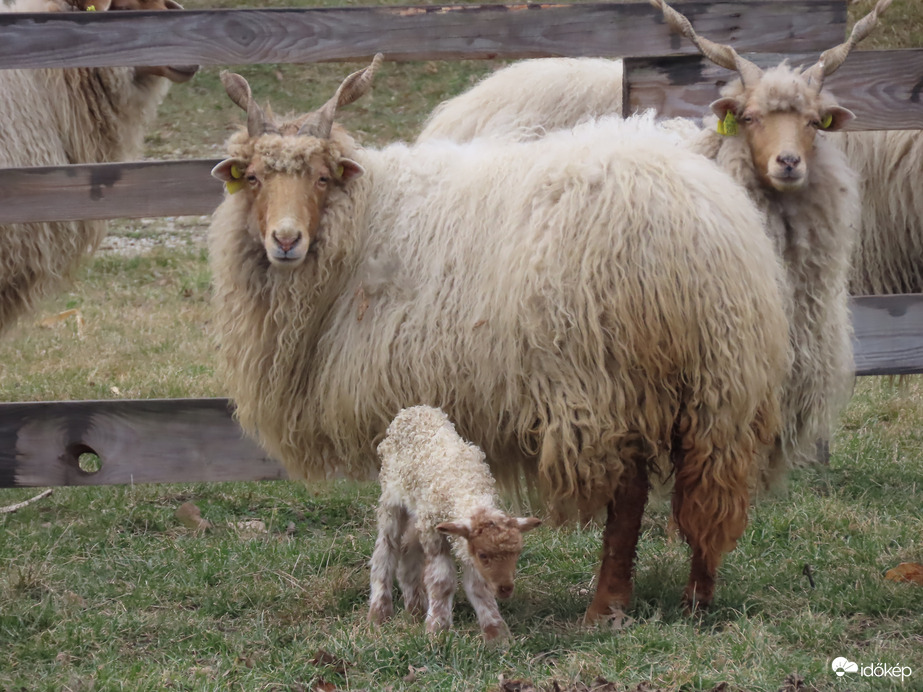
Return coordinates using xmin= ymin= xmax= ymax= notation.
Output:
xmin=65 ymin=0 xmax=198 ymax=83
xmin=711 ymin=68 xmax=853 ymax=193
xmin=438 ymin=513 xmax=541 ymax=600
xmin=212 ymin=136 xmax=363 ymax=267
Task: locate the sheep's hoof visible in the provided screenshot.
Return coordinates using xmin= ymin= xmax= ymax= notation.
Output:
xmin=582 ymin=604 xmax=633 ymax=631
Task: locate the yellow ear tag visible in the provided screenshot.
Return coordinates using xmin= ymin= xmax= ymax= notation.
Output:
xmin=717 ymin=111 xmax=738 ymax=136
xmin=85 ymin=4 xmax=96 ymax=9
xmin=821 ymin=113 xmax=834 ymax=130
xmin=336 ymin=165 xmax=345 ymax=179
xmin=225 ymin=180 xmax=245 ymax=194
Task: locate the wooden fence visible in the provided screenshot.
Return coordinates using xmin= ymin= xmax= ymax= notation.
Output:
xmin=1 ymin=0 xmax=921 ymax=488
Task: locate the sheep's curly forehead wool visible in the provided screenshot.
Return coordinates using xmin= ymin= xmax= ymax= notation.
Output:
xmin=225 ymin=129 xmax=351 ymax=173
xmin=467 ymin=509 xmax=524 ymax=555
xmin=723 ymin=63 xmax=827 ymax=114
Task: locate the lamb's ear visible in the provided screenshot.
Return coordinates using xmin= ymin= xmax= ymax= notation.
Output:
xmin=709 ymin=97 xmax=741 ymax=119
xmin=436 ymin=520 xmax=471 ymax=539
xmin=211 ymin=158 xmax=248 ymax=182
xmin=819 ymin=106 xmax=855 ymax=132
xmin=515 ymin=517 xmax=542 ymax=533
xmin=335 ymin=158 xmax=365 ymax=183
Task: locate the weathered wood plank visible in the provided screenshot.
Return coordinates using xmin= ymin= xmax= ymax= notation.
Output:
xmin=0 ymin=399 xmax=287 ymax=488
xmin=0 ymin=2 xmax=847 ymax=69
xmin=851 ymin=294 xmax=923 ymax=377
xmin=0 ymin=160 xmax=223 ymax=224
xmin=624 ymin=50 xmax=923 ymax=131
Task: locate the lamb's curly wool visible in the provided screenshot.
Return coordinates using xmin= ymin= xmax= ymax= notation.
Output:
xmin=417 ymin=58 xmax=624 ymax=144
xmin=209 ymin=111 xmax=791 ymax=526
xmin=835 ymin=129 xmax=923 ymax=295
xmin=0 ymin=0 xmax=187 ymax=336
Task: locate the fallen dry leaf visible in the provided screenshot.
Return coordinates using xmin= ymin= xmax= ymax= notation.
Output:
xmin=885 ymin=562 xmax=923 ymax=585
xmin=311 ymin=650 xmax=348 ymax=675
xmin=312 ymin=679 xmax=337 ymax=692
xmin=175 ymin=502 xmax=211 ymax=532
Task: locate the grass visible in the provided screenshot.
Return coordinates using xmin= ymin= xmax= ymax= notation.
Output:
xmin=2 ymin=0 xmax=923 ymax=689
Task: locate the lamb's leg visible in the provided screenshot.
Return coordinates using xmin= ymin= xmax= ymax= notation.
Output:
xmin=397 ymin=520 xmax=427 ymax=618
xmin=584 ymin=460 xmax=649 ymax=626
xmin=671 ymin=416 xmax=750 ymax=612
xmin=421 ymin=531 xmax=456 ymax=634
xmin=462 ymin=565 xmax=509 ymax=642
xmin=368 ymin=503 xmax=407 ymax=624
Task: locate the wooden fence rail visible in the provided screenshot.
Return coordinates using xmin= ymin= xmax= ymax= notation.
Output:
xmin=1 ymin=294 xmax=921 ymax=489
xmin=0 ymin=2 xmax=846 ymax=68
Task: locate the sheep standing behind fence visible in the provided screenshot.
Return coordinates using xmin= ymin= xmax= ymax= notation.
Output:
xmin=208 ymin=56 xmax=791 ymax=619
xmin=0 ymin=0 xmax=197 ymax=337
xmin=420 ymin=0 xmax=893 ymax=468
xmin=368 ymin=405 xmax=541 ymax=641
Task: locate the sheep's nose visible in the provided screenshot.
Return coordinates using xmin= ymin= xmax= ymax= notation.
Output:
xmin=777 ymin=153 xmax=801 ymax=170
xmin=497 ymin=584 xmax=514 ymax=600
xmin=272 ymin=231 xmax=303 ymax=254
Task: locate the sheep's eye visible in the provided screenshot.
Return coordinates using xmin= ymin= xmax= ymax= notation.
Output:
xmin=740 ymin=115 xmax=753 ymax=124
xmin=810 ymin=120 xmax=822 ymax=129
xmin=477 ymin=552 xmax=489 ymax=561
xmin=317 ymin=176 xmax=330 ymax=186
xmin=246 ymin=174 xmax=259 ymax=185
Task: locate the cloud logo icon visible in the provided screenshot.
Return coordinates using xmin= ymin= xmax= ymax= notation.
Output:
xmin=832 ymin=657 xmax=859 ymax=676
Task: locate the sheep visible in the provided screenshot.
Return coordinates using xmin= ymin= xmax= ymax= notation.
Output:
xmin=0 ymin=0 xmax=197 ymax=337
xmin=649 ymin=0 xmax=894 ymax=468
xmin=367 ymin=405 xmax=541 ymax=641
xmin=417 ymin=57 xmax=624 ymax=144
xmin=835 ymin=129 xmax=923 ymax=295
xmin=207 ymin=55 xmax=792 ymax=619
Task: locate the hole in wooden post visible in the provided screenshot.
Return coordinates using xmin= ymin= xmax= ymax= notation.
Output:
xmin=65 ymin=443 xmax=103 ymax=475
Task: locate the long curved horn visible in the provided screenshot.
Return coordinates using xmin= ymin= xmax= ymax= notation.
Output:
xmin=298 ymin=53 xmax=384 ymax=138
xmin=220 ymin=71 xmax=279 ymax=138
xmin=803 ymin=0 xmax=892 ymax=92
xmin=649 ymin=0 xmax=763 ymax=87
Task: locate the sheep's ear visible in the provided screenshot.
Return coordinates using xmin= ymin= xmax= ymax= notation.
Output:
xmin=819 ymin=106 xmax=855 ymax=132
xmin=516 ymin=517 xmax=542 ymax=533
xmin=709 ymin=97 xmax=741 ymax=119
xmin=164 ymin=0 xmax=183 ymax=8
xmin=336 ymin=158 xmax=364 ymax=183
xmin=211 ymin=158 xmax=248 ymax=182
xmin=436 ymin=521 xmax=471 ymax=539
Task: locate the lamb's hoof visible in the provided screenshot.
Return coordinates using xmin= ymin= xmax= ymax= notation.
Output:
xmin=368 ymin=603 xmax=393 ymax=626
xmin=482 ymin=623 xmax=511 ymax=645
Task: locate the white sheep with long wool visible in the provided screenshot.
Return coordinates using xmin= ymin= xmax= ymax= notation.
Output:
xmin=368 ymin=405 xmax=541 ymax=641
xmin=208 ymin=56 xmax=791 ymax=620
xmin=0 ymin=0 xmax=197 ymax=337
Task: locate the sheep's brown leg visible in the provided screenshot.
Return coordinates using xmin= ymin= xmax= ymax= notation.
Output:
xmin=584 ymin=462 xmax=649 ymax=625
xmin=672 ymin=420 xmax=750 ymax=612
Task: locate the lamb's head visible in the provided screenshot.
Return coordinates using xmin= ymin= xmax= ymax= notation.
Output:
xmin=64 ymin=0 xmax=198 ymax=83
xmin=650 ymin=0 xmax=890 ymax=192
xmin=211 ymin=56 xmax=382 ymax=266
xmin=437 ymin=509 xmax=541 ymax=600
